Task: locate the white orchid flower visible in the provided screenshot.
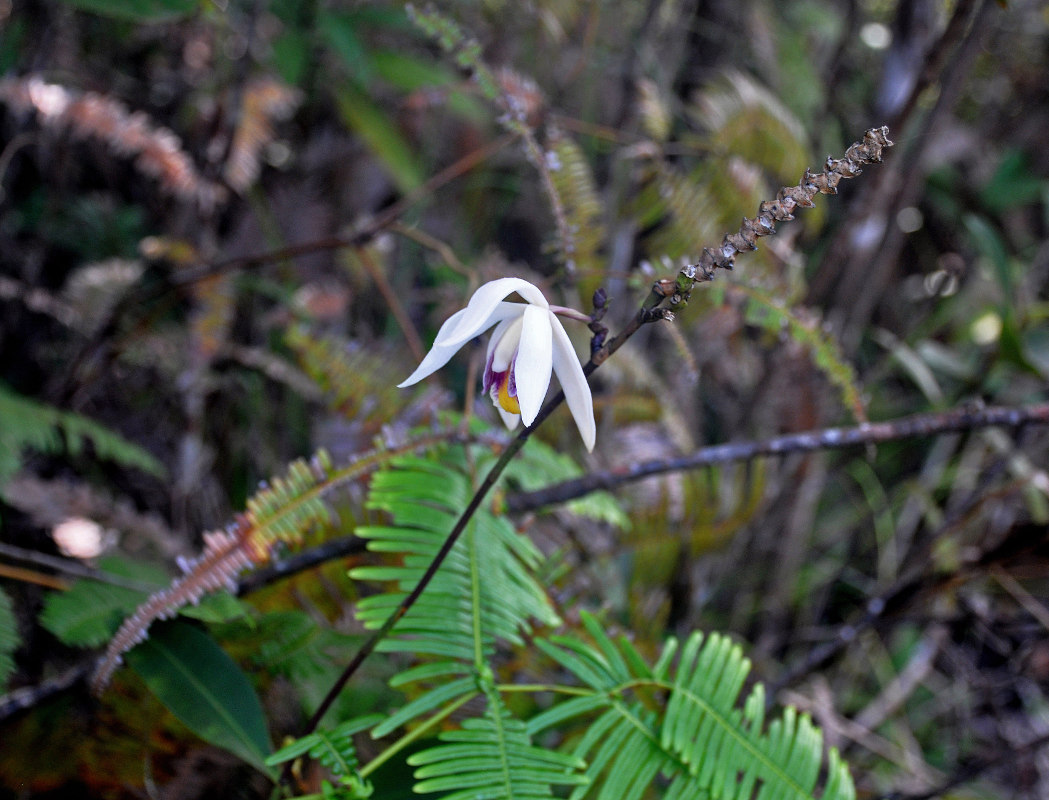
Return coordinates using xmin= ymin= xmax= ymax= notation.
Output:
xmin=399 ymin=277 xmax=596 ymax=451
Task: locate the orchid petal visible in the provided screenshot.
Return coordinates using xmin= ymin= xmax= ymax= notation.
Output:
xmin=399 ymin=303 xmax=520 ymax=387
xmin=399 ymin=277 xmax=595 ymax=449
xmin=441 ymin=278 xmax=548 ymax=348
xmin=397 ymin=307 xmax=472 ymax=387
xmin=433 ymin=301 xmax=521 ymax=347
xmin=550 ymin=314 xmax=595 ymax=452
xmin=486 ymin=317 xmax=516 ymax=359
xmin=495 ymin=404 xmax=521 ymax=430
xmin=514 ymin=305 xmax=553 ymax=425
xmin=491 ymin=316 xmax=523 ymax=371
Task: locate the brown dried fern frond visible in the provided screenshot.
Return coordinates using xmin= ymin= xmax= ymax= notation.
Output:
xmin=222 ymin=77 xmax=302 ymax=192
xmin=0 ymin=75 xmax=227 ymax=211
xmin=89 ymin=431 xmax=472 ymax=694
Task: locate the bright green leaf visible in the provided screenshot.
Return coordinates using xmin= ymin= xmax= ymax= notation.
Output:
xmin=334 ymin=82 xmax=424 ymax=193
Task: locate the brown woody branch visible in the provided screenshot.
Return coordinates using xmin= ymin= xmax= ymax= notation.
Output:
xmin=507 ymin=403 xmax=1049 ymax=513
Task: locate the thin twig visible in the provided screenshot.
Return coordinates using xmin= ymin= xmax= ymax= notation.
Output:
xmin=0 ymin=664 xmax=91 ymax=723
xmin=354 ymin=246 xmax=426 ymax=362
xmin=298 ymin=427 xmax=532 ymax=737
xmin=173 ymin=132 xmax=517 ymax=287
xmin=0 ymin=541 xmax=161 ymax=593
xmin=235 ymin=537 xmax=367 ymax=595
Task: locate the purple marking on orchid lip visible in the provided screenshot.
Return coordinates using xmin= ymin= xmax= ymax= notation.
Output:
xmin=507 ymin=357 xmax=518 ymax=398
xmin=482 ymin=352 xmax=496 ymax=393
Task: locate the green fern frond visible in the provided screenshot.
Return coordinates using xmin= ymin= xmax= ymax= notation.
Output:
xmin=246 ymin=449 xmax=337 ymax=554
xmin=690 ymin=70 xmax=810 ymax=186
xmin=407 ymin=7 xmax=573 ymax=269
xmin=39 ymin=579 xmax=147 ymax=648
xmin=634 ymin=164 xmax=722 ymax=261
xmin=713 ymin=283 xmax=867 ymax=422
xmin=636 ymin=78 xmax=672 ymax=143
xmin=409 ymin=689 xmax=588 ymax=800
xmin=408 ymin=6 xmax=502 ymax=102
xmin=267 ymin=713 xmax=382 ymax=797
xmin=532 ymin=612 xmax=855 ymax=800
xmin=0 ymin=382 xmax=166 ymax=486
xmin=350 ymin=446 xmax=559 ymax=731
xmin=546 ymin=130 xmax=605 ymax=278
xmin=284 ymin=324 xmax=408 ymax=423
xmin=0 ymin=588 xmax=19 ymax=689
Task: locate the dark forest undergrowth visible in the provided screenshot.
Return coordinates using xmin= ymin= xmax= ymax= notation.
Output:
xmin=2 ymin=1 xmax=1049 ymax=798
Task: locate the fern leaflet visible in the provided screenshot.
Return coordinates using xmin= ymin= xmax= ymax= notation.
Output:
xmin=0 ymin=382 xmax=165 ymax=485
xmin=93 ymin=433 xmax=458 ymax=693
xmin=531 ymin=612 xmax=855 ymax=800
xmin=409 ymin=688 xmax=588 ymax=800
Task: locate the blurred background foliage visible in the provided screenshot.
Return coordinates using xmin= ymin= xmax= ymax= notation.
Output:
xmin=1 ymin=0 xmax=1049 ymax=797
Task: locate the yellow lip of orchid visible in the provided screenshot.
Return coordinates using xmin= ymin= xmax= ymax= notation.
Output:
xmin=398 ymin=277 xmax=596 ymax=451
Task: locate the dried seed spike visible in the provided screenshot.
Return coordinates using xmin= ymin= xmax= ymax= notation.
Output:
xmin=672 ymin=126 xmax=891 ymax=299
xmin=697 ymin=249 xmax=718 ymax=271
xmin=760 ymin=199 xmax=792 ymax=222
xmin=859 ymin=125 xmax=892 ymax=160
xmin=706 ymin=245 xmax=732 ymax=270
xmin=811 ymin=171 xmax=841 ymax=195
xmin=782 ymin=184 xmax=816 ymax=209
xmin=738 ymin=218 xmax=763 ymax=247
xmin=839 ymin=158 xmax=864 ymax=178
xmin=775 ymin=190 xmax=799 ymax=217
xmin=799 ymin=169 xmax=821 ymax=199
xmin=726 ymin=231 xmax=755 ymax=253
